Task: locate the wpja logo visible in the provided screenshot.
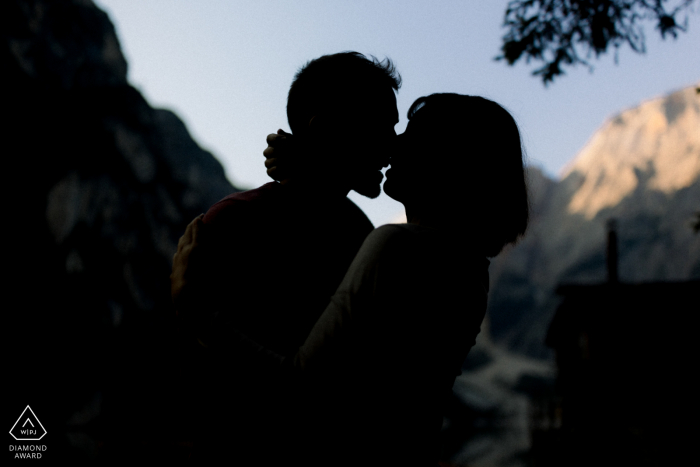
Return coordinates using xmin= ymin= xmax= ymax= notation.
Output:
xmin=9 ymin=406 xmax=47 ymax=459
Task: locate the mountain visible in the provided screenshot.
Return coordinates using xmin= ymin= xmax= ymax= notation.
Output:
xmin=4 ymin=0 xmax=240 ymax=460
xmin=486 ymin=84 xmax=700 ymax=358
xmin=443 ymin=83 xmax=699 ymax=467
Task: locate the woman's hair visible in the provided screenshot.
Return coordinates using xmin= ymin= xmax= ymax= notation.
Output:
xmin=407 ymin=93 xmax=529 ymax=257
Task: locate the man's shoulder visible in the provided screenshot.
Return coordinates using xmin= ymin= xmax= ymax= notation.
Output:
xmin=203 ymin=182 xmax=280 ymax=225
xmin=202 ymin=182 xmax=374 ymax=238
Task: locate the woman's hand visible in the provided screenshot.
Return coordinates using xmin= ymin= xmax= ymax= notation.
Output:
xmin=171 ymin=214 xmax=205 ymax=321
xmin=263 ymin=129 xmax=296 ymax=182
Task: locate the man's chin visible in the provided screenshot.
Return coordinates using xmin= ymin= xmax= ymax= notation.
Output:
xmin=351 ymin=179 xmax=382 ymax=199
xmin=352 ymin=184 xmax=381 ymax=199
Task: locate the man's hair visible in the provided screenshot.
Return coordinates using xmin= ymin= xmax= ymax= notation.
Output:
xmin=286 ymin=51 xmax=401 ymax=136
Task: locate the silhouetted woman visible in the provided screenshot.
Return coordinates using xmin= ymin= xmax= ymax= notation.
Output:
xmin=174 ymin=94 xmax=528 ymax=466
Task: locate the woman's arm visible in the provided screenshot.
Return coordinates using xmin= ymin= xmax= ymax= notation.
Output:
xmin=179 ymin=225 xmax=405 ymax=379
xmin=198 ymin=288 xmax=356 ymax=382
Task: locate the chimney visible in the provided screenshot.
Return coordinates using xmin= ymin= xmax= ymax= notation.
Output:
xmin=606 ymin=218 xmax=618 ymax=284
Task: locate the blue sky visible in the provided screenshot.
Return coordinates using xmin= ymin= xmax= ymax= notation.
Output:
xmin=95 ymin=0 xmax=699 ymax=225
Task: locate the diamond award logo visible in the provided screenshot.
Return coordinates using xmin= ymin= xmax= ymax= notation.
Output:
xmin=9 ymin=406 xmax=46 ymax=441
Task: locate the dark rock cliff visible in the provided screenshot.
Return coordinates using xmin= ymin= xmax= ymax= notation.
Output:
xmin=4 ymin=0 xmax=239 ymax=460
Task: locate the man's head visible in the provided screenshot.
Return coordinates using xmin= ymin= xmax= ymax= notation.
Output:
xmin=286 ymin=52 xmax=401 ymax=198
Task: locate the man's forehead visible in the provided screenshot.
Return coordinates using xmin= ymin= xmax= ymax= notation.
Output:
xmin=354 ymin=87 xmax=399 ymax=121
xmin=326 ymin=86 xmax=398 ymax=127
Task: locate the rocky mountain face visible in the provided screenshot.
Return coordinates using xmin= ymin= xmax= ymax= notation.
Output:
xmin=486 ymin=84 xmax=700 ymax=358
xmin=5 ymin=0 xmax=239 ymax=460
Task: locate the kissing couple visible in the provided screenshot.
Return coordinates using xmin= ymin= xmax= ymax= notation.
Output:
xmin=171 ymin=51 xmax=529 ymax=466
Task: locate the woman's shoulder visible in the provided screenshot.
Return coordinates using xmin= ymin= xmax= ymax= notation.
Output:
xmin=357 ymin=223 xmax=488 ymax=268
xmin=364 ymin=223 xmax=433 ymax=244
xmin=340 ymin=225 xmax=420 ymax=283
xmin=357 ymin=224 xmax=424 ymax=258
xmin=364 ymin=223 xmax=471 ymax=253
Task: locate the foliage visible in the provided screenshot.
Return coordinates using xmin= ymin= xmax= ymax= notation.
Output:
xmin=497 ymin=0 xmax=697 ymax=84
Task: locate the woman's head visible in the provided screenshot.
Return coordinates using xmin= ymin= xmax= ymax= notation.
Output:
xmin=384 ymin=93 xmax=529 ymax=257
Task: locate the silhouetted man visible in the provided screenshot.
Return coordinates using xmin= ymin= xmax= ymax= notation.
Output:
xmin=173 ymin=52 xmax=400 ymax=464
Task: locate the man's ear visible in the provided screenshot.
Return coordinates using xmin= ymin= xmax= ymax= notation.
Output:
xmin=307 ymin=114 xmax=333 ymax=135
xmin=308 ymin=115 xmax=322 ymax=135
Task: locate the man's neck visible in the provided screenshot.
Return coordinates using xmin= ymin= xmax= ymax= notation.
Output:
xmin=279 ymin=177 xmax=351 ymax=201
